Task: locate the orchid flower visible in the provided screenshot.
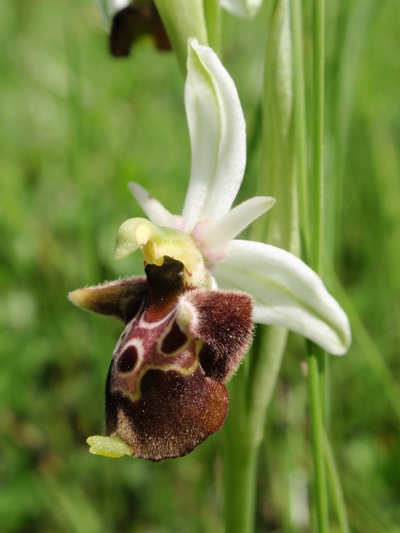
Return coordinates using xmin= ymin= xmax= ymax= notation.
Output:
xmin=116 ymin=39 xmax=351 ymax=356
xmin=69 ymin=39 xmax=350 ymax=461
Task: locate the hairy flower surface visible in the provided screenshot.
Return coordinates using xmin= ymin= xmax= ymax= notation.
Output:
xmin=70 ymin=258 xmax=253 ymax=460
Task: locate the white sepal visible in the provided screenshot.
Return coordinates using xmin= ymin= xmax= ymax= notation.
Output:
xmin=213 ymin=240 xmax=351 ymax=355
xmin=182 ymin=39 xmax=246 ymax=226
xmin=193 ymin=196 xmax=275 ymax=262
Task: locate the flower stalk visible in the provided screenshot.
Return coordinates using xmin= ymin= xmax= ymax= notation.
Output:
xmin=290 ymin=0 xmax=309 ymax=257
xmin=154 ymin=0 xmax=209 ymax=70
xmin=224 ymin=1 xmax=296 ymax=531
xmin=307 ymin=0 xmax=329 ymax=529
xmin=223 ymin=425 xmax=259 ymax=533
xmin=307 ymin=348 xmax=329 ymax=532
xmin=203 ymin=0 xmax=222 ymax=53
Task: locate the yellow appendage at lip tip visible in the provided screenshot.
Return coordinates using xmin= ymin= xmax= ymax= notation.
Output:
xmin=86 ymin=435 xmax=131 ymax=458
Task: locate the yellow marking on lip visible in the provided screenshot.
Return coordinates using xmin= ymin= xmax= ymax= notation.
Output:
xmin=156 ymin=320 xmax=191 ymax=358
xmin=137 ymin=307 xmax=175 ymax=329
xmin=158 ymin=339 xmax=191 ymax=358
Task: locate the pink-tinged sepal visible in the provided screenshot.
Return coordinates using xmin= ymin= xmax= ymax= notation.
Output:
xmin=68 ymin=277 xmax=148 ymax=323
xmin=176 ymin=289 xmax=253 ymax=382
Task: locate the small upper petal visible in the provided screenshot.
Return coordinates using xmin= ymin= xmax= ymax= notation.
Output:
xmin=193 ymin=196 xmax=275 ymax=262
xmin=212 ymin=240 xmax=351 ymax=355
xmin=182 ymin=39 xmax=246 ymax=226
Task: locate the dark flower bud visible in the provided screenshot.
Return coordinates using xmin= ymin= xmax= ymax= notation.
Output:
xmin=110 ymin=2 xmax=171 ymax=57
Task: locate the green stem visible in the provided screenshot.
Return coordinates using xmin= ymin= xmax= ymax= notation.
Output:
xmin=223 ymin=366 xmax=255 ymax=533
xmin=307 ymin=349 xmax=328 ymax=533
xmin=223 ymin=328 xmax=288 ymax=533
xmin=154 ymin=0 xmax=208 ymax=72
xmin=247 ymin=327 xmax=288 ymax=441
xmin=223 ymin=435 xmax=259 ymax=533
xmin=306 ymin=0 xmax=329 ymax=530
xmin=290 ymin=0 xmax=309 ymax=260
xmin=203 ymin=0 xmax=221 ymax=54
xmin=324 ymin=432 xmax=350 ymax=533
xmin=311 ymin=0 xmax=325 ymax=275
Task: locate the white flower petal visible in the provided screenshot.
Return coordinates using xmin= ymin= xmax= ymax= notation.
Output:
xmin=220 ymin=0 xmax=263 ymax=18
xmin=182 ymin=39 xmax=246 ymax=226
xmin=212 ymin=240 xmax=351 ymax=355
xmin=129 ymin=182 xmax=183 ymax=229
xmin=193 ymin=196 xmax=275 ymax=262
xmin=95 ymin=0 xmax=130 ymax=29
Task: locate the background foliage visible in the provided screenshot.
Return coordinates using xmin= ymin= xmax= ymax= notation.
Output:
xmin=0 ymin=0 xmax=399 ymax=531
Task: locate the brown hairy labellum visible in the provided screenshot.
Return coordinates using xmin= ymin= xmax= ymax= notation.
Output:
xmin=69 ymin=257 xmax=253 ymax=461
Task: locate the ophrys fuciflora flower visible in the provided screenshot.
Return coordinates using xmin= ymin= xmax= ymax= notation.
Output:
xmin=69 ymin=39 xmax=350 ymax=461
xmin=70 ymin=257 xmax=252 ymax=461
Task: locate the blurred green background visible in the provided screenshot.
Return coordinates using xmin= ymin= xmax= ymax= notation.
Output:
xmin=0 ymin=1 xmax=399 ymax=531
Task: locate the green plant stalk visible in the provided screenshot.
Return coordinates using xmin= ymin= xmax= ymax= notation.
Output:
xmin=223 ymin=327 xmax=288 ymax=533
xmin=290 ymin=0 xmax=309 ymax=260
xmin=251 ymin=0 xmax=298 ymax=254
xmin=247 ymin=327 xmax=288 ymax=444
xmin=311 ymin=0 xmax=324 ymax=276
xmin=154 ymin=0 xmax=208 ymax=72
xmin=307 ymin=349 xmax=328 ymax=532
xmin=306 ymin=0 xmax=329 ymax=530
xmin=324 ymin=432 xmax=350 ymax=533
xmin=223 ymin=365 xmax=254 ymax=533
xmin=223 ymin=2 xmax=298 ymax=532
xmin=223 ymin=431 xmax=259 ymax=533
xmin=203 ymin=0 xmax=221 ymax=53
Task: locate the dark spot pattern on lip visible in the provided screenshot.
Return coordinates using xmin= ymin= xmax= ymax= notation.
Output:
xmin=117 ymin=345 xmax=138 ymax=374
xmin=161 ymin=321 xmax=188 ymax=354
